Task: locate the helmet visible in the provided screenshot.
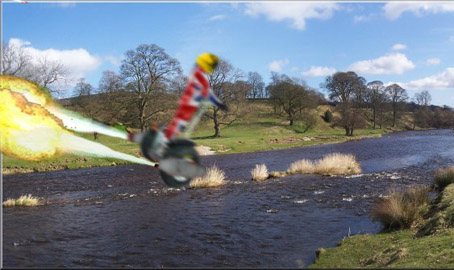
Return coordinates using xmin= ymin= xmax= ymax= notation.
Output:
xmin=196 ymin=53 xmax=219 ymax=74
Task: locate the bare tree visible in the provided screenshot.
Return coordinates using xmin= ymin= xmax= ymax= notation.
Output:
xmin=2 ymin=42 xmax=68 ymax=94
xmin=365 ymin=81 xmax=388 ymax=129
xmin=168 ymin=74 xmax=188 ymax=95
xmin=268 ymin=74 xmax=319 ymax=126
xmin=247 ymin=71 xmax=265 ymax=99
xmin=120 ymin=44 xmax=182 ymax=131
xmin=385 ymin=83 xmax=408 ymax=128
xmin=323 ymin=71 xmax=367 ymax=135
xmin=413 ymin=90 xmax=432 ymax=129
xmin=98 ymin=70 xmax=123 ymax=93
xmin=206 ymin=59 xmax=244 ymax=137
xmin=74 ymin=78 xmax=94 ymax=97
xmin=30 ymin=56 xmax=69 ymax=91
xmin=323 ymin=71 xmax=362 ymax=103
xmin=415 ymin=90 xmax=431 ymax=107
xmin=1 ymin=42 xmax=31 ymax=76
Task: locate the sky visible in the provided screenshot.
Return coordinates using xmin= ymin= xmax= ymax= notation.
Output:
xmin=2 ymin=1 xmax=454 ymax=106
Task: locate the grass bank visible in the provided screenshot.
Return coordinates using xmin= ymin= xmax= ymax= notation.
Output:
xmin=310 ymin=183 xmax=454 ymax=268
xmin=2 ymin=102 xmax=410 ymax=174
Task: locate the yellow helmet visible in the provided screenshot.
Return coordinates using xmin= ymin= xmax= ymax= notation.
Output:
xmin=196 ymin=53 xmax=219 ymax=74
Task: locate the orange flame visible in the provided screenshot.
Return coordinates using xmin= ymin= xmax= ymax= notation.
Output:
xmin=0 ymin=75 xmax=154 ymax=166
xmin=0 ymin=88 xmax=68 ymax=161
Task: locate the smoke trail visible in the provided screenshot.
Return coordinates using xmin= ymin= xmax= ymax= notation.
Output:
xmin=60 ymin=133 xmax=154 ymax=166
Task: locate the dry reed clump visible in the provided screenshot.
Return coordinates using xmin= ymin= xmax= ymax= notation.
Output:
xmin=287 ymin=159 xmax=315 ymax=174
xmin=269 ymin=171 xmax=288 ymax=178
xmin=370 ymin=186 xmax=429 ymax=230
xmin=3 ymin=194 xmax=41 ymax=207
xmin=189 ymin=165 xmax=225 ymax=188
xmin=314 ymin=153 xmax=361 ymax=175
xmin=251 ymin=164 xmax=269 ymax=181
xmin=434 ymin=167 xmax=454 ymax=191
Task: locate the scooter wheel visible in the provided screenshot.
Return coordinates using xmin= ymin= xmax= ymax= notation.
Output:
xmin=159 ymin=140 xmax=201 ymax=187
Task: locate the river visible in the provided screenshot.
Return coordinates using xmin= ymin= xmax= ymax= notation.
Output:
xmin=3 ymin=129 xmax=454 ymax=267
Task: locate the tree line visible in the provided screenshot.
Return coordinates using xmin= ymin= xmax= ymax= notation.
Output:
xmin=2 ymin=42 xmax=454 ymax=137
xmin=323 ymin=71 xmax=454 ymax=135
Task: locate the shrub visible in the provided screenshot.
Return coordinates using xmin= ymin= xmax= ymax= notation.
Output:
xmin=287 ymin=159 xmax=315 ymax=174
xmin=323 ymin=110 xmax=333 ymax=123
xmin=189 ymin=165 xmax=225 ymax=188
xmin=314 ymin=153 xmax=361 ymax=175
xmin=434 ymin=167 xmax=454 ymax=191
xmin=3 ymin=194 xmax=40 ymax=207
xmin=370 ymin=186 xmax=429 ymax=230
xmin=251 ymin=164 xmax=269 ymax=181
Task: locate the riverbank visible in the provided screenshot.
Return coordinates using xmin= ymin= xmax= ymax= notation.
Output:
xmin=3 ymin=113 xmax=410 ymax=175
xmin=310 ymin=183 xmax=454 ymax=268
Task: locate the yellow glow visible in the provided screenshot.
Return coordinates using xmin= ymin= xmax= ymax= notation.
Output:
xmin=0 ymin=88 xmax=66 ymax=161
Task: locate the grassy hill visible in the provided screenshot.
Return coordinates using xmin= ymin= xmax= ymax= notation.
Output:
xmin=2 ymin=101 xmax=416 ymax=174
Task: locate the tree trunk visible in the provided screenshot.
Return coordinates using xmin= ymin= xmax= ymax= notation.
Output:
xmin=345 ymin=127 xmax=350 ymax=136
xmin=372 ymin=105 xmax=376 ymax=129
xmin=289 ymin=118 xmax=294 ymax=126
xmin=138 ymin=100 xmax=146 ymax=132
xmin=393 ymin=109 xmax=397 ymax=128
xmin=213 ymin=109 xmax=220 ymax=137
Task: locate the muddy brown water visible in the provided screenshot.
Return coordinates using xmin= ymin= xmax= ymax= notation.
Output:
xmin=3 ymin=129 xmax=454 ymax=268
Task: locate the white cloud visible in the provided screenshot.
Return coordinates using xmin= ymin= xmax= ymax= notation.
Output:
xmin=383 ymin=2 xmax=454 ymax=20
xmin=244 ymin=2 xmax=340 ymax=30
xmin=392 ymin=43 xmax=407 ymax=51
xmin=349 ymin=53 xmax=415 ymax=75
xmin=8 ymin=38 xmax=101 ymax=82
xmin=208 ymin=14 xmax=227 ymax=21
xmin=426 ymin=58 xmax=441 ymax=65
xmin=302 ymin=66 xmax=336 ymax=77
xmin=402 ymin=68 xmax=454 ymax=91
xmin=268 ymin=58 xmax=289 ymax=72
xmin=105 ymin=55 xmax=124 ymax=67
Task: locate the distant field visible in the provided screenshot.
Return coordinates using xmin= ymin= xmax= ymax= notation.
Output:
xmin=2 ymin=102 xmax=414 ymax=174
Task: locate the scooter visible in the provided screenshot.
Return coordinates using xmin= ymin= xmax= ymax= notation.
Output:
xmin=127 ymin=100 xmax=213 ymax=187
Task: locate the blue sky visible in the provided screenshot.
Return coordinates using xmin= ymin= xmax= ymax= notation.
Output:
xmin=2 ymin=1 xmax=454 ymax=106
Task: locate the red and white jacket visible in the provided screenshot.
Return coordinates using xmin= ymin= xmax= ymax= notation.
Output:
xmin=164 ymin=66 xmax=225 ymax=140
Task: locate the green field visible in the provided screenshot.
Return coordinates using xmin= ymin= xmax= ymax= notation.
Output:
xmin=3 ymin=102 xmax=409 ymax=174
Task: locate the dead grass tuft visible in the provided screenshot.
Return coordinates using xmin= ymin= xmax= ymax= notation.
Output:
xmin=287 ymin=159 xmax=315 ymax=174
xmin=370 ymin=186 xmax=429 ymax=230
xmin=3 ymin=194 xmax=41 ymax=207
xmin=189 ymin=165 xmax=225 ymax=188
xmin=251 ymin=164 xmax=269 ymax=181
xmin=269 ymin=171 xmax=288 ymax=178
xmin=434 ymin=167 xmax=454 ymax=191
xmin=314 ymin=153 xmax=361 ymax=175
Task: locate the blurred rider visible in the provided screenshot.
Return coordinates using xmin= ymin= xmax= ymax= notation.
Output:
xmin=164 ymin=53 xmax=228 ymax=140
